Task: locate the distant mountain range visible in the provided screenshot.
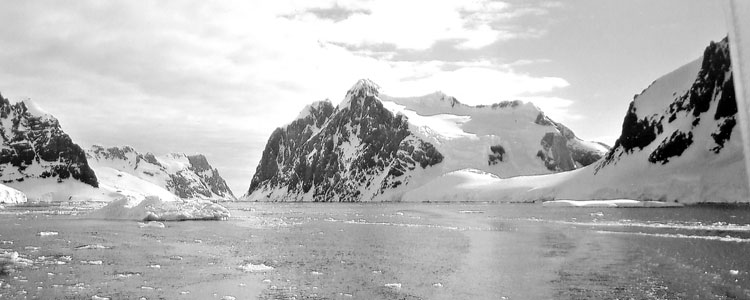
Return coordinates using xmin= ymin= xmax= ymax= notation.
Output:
xmin=0 ymin=96 xmax=234 ymax=203
xmin=86 ymin=145 xmax=236 ymax=201
xmin=404 ymin=37 xmax=746 ymax=204
xmin=0 ymin=37 xmax=742 ymax=205
xmin=245 ymin=79 xmax=607 ymax=201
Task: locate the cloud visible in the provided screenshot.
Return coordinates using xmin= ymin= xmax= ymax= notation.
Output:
xmin=0 ymin=0 xmax=572 ymax=193
xmin=278 ymin=0 xmax=554 ymax=50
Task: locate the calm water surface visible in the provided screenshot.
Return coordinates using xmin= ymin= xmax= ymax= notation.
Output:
xmin=0 ymin=202 xmax=748 ymax=299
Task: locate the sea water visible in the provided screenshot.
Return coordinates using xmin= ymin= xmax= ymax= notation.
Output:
xmin=0 ymin=202 xmax=748 ymax=299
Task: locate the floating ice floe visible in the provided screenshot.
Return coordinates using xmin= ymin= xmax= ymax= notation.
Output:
xmin=80 ymin=260 xmax=103 ymax=265
xmin=730 ymin=270 xmax=740 ymax=275
xmin=138 ymin=221 xmax=165 ymax=228
xmin=237 ymin=263 xmax=274 ymax=272
xmin=148 ymin=264 xmax=161 ymax=269
xmin=542 ymin=199 xmax=684 ymax=208
xmin=310 ymin=271 xmax=323 ymax=275
xmin=0 ymin=252 xmax=33 ymax=273
xmin=433 ymin=283 xmax=443 ymax=287
xmin=115 ymin=272 xmax=141 ymax=278
xmin=37 ymin=231 xmax=58 ymax=236
xmin=75 ymin=244 xmax=110 ymax=250
xmin=91 ymin=295 xmax=110 ymax=300
xmin=89 ymin=196 xmax=230 ymax=221
xmin=384 ymin=283 xmax=402 ymax=289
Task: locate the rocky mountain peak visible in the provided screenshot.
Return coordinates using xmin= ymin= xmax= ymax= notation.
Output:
xmin=340 ymin=79 xmax=380 ymax=108
xmin=0 ymin=94 xmax=98 ymax=188
xmin=597 ymin=37 xmax=735 ymax=172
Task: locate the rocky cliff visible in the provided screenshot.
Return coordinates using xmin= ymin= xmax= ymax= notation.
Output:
xmin=247 ymin=80 xmax=444 ymax=202
xmin=0 ymin=95 xmax=97 ymax=187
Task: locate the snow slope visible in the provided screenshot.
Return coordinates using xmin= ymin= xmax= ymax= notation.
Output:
xmin=87 ymin=145 xmax=235 ymax=201
xmin=379 ymin=92 xmax=608 ymax=178
xmin=404 ymin=37 xmax=748 ymax=204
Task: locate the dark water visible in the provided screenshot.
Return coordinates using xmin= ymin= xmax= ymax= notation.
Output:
xmin=0 ymin=203 xmax=749 ymax=299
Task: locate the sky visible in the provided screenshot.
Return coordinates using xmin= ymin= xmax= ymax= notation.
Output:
xmin=0 ymin=0 xmax=728 ymax=196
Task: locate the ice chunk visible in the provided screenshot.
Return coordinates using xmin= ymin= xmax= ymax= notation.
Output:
xmin=138 ymin=221 xmax=165 ymax=228
xmin=384 ymin=283 xmax=402 ymax=289
xmin=90 ymin=196 xmax=230 ymax=221
xmin=38 ymin=231 xmax=58 ymax=236
xmin=75 ymin=244 xmax=110 ymax=250
xmin=237 ymin=263 xmax=274 ymax=272
xmin=0 ymin=252 xmax=32 ymax=273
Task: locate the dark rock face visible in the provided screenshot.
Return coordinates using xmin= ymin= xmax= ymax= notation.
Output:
xmin=597 ymin=37 xmax=736 ymax=172
xmin=247 ymin=80 xmax=444 ymax=202
xmin=0 ymin=95 xmax=98 ymax=187
xmin=186 ymin=154 xmax=234 ymax=199
xmin=487 ymin=145 xmax=505 ymax=165
xmin=648 ymin=131 xmax=694 ymax=164
xmin=535 ymin=112 xmax=607 ymax=171
xmin=88 ymin=145 xmax=235 ymax=200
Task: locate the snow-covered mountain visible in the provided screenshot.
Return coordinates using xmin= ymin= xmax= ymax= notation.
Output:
xmin=245 ymin=79 xmax=607 ymax=202
xmin=0 ymin=94 xmax=99 ymax=201
xmin=86 ymin=145 xmax=235 ymax=201
xmin=405 ymin=37 xmax=748 ymax=204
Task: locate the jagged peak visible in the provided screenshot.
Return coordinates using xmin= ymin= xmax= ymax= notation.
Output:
xmin=3 ymin=97 xmax=53 ymax=119
xmin=340 ymin=78 xmax=380 ymax=108
xmin=296 ymin=99 xmax=333 ymax=120
xmin=348 ymin=78 xmax=380 ymax=96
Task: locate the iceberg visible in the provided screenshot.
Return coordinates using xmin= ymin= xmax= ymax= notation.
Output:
xmin=89 ymin=196 xmax=230 ymax=221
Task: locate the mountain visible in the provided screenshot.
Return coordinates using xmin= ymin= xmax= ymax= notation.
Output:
xmin=86 ymin=145 xmax=235 ymax=201
xmin=0 ymin=95 xmax=100 ymax=201
xmin=404 ymin=37 xmax=747 ymax=204
xmin=245 ymin=79 xmax=607 ymax=202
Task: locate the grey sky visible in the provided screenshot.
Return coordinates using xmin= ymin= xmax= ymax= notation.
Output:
xmin=0 ymin=0 xmax=727 ymax=195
